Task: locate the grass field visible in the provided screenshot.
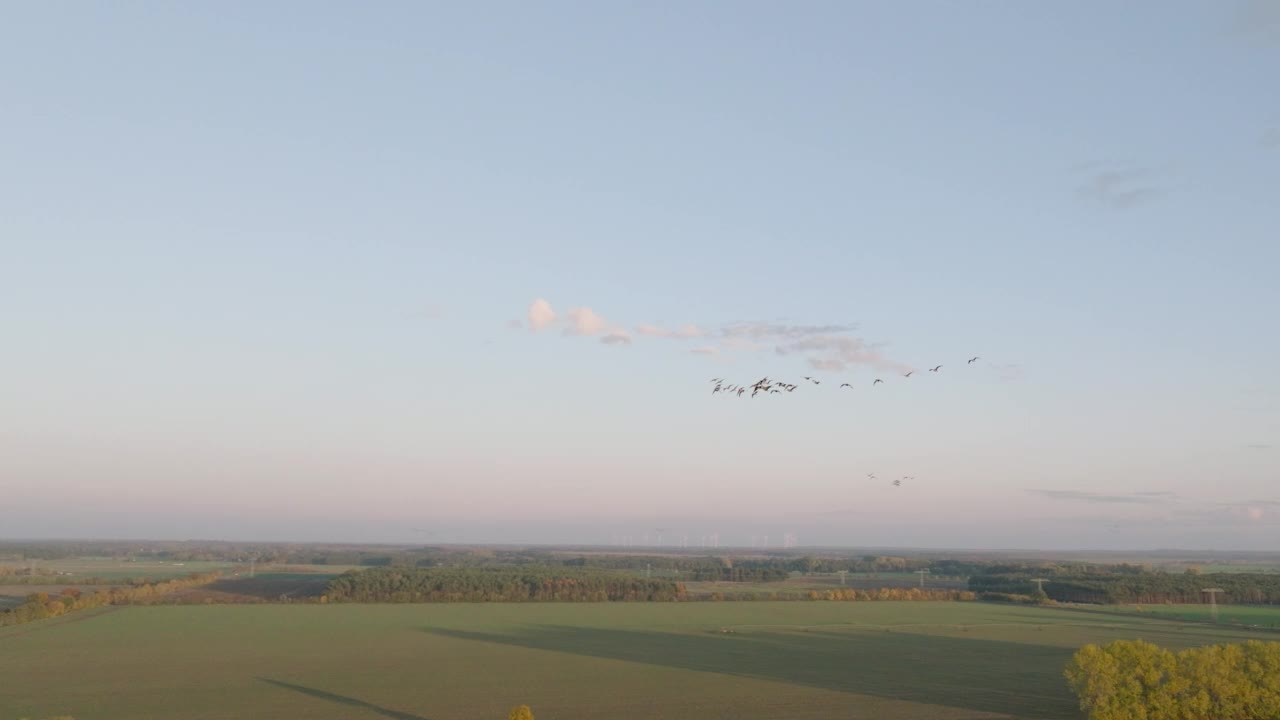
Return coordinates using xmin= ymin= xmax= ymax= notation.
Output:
xmin=1072 ymin=603 xmax=1280 ymax=628
xmin=0 ymin=557 xmax=237 ymax=582
xmin=2 ymin=602 xmax=1271 ymax=720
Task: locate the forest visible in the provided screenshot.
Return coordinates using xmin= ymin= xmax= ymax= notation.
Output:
xmin=322 ymin=566 xmax=686 ymax=603
xmin=969 ymin=571 xmax=1280 ymax=604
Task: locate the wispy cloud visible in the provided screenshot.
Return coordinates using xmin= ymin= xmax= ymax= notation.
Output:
xmin=774 ymin=334 xmax=908 ymax=373
xmin=715 ymin=322 xmax=911 ymax=373
xmin=1076 ymin=165 xmax=1163 ymax=209
xmin=1027 ymin=489 xmax=1178 ymax=504
xmin=1204 ymin=500 xmax=1280 ymax=524
xmin=564 ymin=307 xmax=609 ymax=336
xmin=721 ymin=322 xmax=858 ymax=341
xmin=518 ymin=301 xmax=916 ymax=373
xmin=528 ymin=299 xmax=556 ymax=332
xmin=636 ymin=323 xmax=709 ymax=339
xmin=600 ymin=330 xmax=632 ymax=346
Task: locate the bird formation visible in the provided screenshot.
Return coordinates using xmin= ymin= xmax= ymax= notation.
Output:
xmin=709 ymin=357 xmax=983 ymax=487
xmin=709 ymin=355 xmax=983 ymax=397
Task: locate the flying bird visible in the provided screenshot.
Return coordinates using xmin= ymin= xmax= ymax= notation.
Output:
xmin=873 ymin=378 xmax=883 ymax=385
xmin=840 ymin=383 xmax=852 ymax=388
xmin=712 ymin=385 xmax=722 ymax=394
xmin=930 ymin=365 xmax=943 ymax=372
xmin=904 ymin=371 xmax=913 ymax=378
xmin=968 ymin=357 xmax=979 ymax=364
xmin=866 ymin=473 xmax=877 ymax=480
xmin=893 ymin=479 xmax=902 ymax=487
xmin=737 ymin=388 xmax=745 ymax=397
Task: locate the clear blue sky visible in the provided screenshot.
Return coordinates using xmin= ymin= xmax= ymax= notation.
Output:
xmin=3 ymin=1 xmax=1277 ymax=548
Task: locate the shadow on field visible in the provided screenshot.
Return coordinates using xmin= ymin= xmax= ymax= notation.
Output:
xmin=426 ymin=625 xmax=1079 ymax=719
xmin=258 ymin=678 xmax=431 ymax=720
xmin=208 ymin=573 xmax=333 ymax=599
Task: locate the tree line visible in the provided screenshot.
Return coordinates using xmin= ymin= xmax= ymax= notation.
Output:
xmin=0 ymin=572 xmax=221 ymax=627
xmin=322 ymin=566 xmax=686 ymax=603
xmin=1065 ymin=639 xmax=1280 ymax=719
xmin=970 ymin=571 xmax=1280 ymax=604
xmin=699 ymin=588 xmax=977 ymax=602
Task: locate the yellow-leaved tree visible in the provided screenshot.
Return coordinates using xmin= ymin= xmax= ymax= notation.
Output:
xmin=508 ymin=705 xmax=534 ymax=720
xmin=1065 ymin=639 xmax=1280 ymax=720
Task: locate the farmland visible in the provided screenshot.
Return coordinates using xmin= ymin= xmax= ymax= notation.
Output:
xmin=1 ymin=601 xmax=1267 ymax=720
xmin=1069 ymin=602 xmax=1280 ymax=629
xmin=0 ymin=557 xmax=236 ymax=582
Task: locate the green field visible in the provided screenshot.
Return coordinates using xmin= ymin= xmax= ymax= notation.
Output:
xmin=0 ymin=557 xmax=236 ymax=582
xmin=1073 ymin=603 xmax=1280 ymax=628
xmin=2 ymin=602 xmax=1270 ymax=720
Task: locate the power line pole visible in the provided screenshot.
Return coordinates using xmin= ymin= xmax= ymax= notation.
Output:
xmin=1202 ymin=588 xmax=1224 ymax=622
xmin=1031 ymin=578 xmax=1049 ymax=594
xmin=915 ymin=569 xmax=931 ymax=588
xmin=838 ymin=570 xmax=847 ymax=586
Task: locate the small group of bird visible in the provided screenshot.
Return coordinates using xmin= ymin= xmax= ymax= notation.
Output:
xmin=710 ymin=356 xmax=981 ymax=397
xmin=709 ymin=376 xmax=798 ymax=397
xmin=867 ymin=472 xmax=915 ymax=488
xmin=708 ymin=357 xmax=982 ymax=489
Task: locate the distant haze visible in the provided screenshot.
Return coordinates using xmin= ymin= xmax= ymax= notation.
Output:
xmin=2 ymin=3 xmax=1277 ymax=549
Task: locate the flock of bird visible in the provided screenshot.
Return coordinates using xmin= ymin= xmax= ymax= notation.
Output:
xmin=708 ymin=356 xmax=982 ymax=487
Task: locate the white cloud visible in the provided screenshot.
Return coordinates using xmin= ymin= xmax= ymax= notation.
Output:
xmin=690 ymin=346 xmax=719 ymax=356
xmin=721 ymin=322 xmax=857 ymax=341
xmin=636 ymin=323 xmax=709 ymax=339
xmin=601 ymin=330 xmax=632 ymax=346
xmin=565 ymin=307 xmax=609 ymax=336
xmin=528 ymin=299 xmax=556 ymax=332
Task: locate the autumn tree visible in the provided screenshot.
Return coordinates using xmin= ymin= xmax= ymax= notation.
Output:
xmin=507 ymin=705 xmax=534 ymax=720
xmin=1065 ymin=639 xmax=1280 ymax=720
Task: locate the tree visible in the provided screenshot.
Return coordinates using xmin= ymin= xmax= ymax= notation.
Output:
xmin=507 ymin=705 xmax=534 ymax=720
xmin=1066 ymin=639 xmax=1280 ymax=720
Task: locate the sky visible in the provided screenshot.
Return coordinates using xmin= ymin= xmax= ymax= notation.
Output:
xmin=2 ymin=1 xmax=1278 ymax=549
